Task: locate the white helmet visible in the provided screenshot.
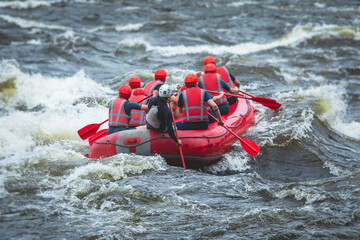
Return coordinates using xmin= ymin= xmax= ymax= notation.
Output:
xmin=159 ymin=84 xmax=172 ymax=98
xmin=170 ymin=84 xmax=178 ymax=95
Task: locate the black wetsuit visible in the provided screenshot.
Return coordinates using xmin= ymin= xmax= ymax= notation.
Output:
xmin=146 ymin=97 xmax=177 ymax=143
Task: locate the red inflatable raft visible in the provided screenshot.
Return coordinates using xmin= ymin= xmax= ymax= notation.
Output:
xmin=87 ymin=98 xmax=256 ymax=168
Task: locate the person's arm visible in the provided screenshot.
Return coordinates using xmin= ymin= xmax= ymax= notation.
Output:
xmin=221 ymin=80 xmax=238 ymax=94
xmin=207 ymin=99 xmax=224 ymax=125
xmin=141 ymin=105 xmax=149 ymax=111
xmin=211 ymin=91 xmax=225 ymax=102
xmin=229 ymin=86 xmax=238 ymax=94
xmin=229 ymin=72 xmax=240 ymax=88
xmin=222 ymin=80 xmax=238 ymax=93
xmin=124 ymin=102 xmax=141 ymax=116
xmin=153 ymin=90 xmax=159 ymax=97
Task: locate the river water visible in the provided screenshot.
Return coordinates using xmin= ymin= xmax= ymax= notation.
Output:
xmin=0 ymin=0 xmax=359 ymax=239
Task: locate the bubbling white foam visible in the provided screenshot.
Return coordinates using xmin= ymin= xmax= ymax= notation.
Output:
xmin=0 ymin=59 xmax=113 ymax=157
xmin=280 ymin=85 xmax=360 ymax=140
xmin=117 ymin=24 xmax=359 ymax=57
xmin=0 ymin=14 xmax=70 ymax=31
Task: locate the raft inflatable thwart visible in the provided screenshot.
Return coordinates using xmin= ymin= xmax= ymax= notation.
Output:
xmin=87 ymin=98 xmax=256 ymax=169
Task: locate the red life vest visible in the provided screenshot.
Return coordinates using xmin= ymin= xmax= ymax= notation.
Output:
xmin=199 ymin=73 xmax=228 ymax=105
xmin=144 ymin=80 xmax=163 ymax=96
xmin=217 ymin=66 xmax=235 ymax=88
xmin=108 ymin=98 xmax=130 ymax=127
xmin=182 ymin=87 xmax=209 ymax=122
xmin=128 ymin=88 xmax=146 ymax=126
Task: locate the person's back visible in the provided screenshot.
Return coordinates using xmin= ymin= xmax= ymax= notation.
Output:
xmin=129 ymin=88 xmax=147 ymax=127
xmin=144 ymin=68 xmax=167 ymax=97
xmin=203 ymin=56 xmax=240 ymax=105
xmin=145 ymin=84 xmax=181 ymax=145
xmin=108 ymin=84 xmax=148 ymax=135
xmin=176 ymin=74 xmax=223 ymax=130
xmin=199 ymin=63 xmax=230 ymax=116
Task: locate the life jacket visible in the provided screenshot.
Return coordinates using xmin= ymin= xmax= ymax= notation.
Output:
xmin=217 ymin=66 xmax=235 ymax=88
xmin=199 ymin=73 xmax=228 ymax=105
xmin=182 ymin=87 xmax=209 ymax=122
xmin=108 ymin=98 xmax=130 ymax=127
xmin=128 ymin=88 xmax=146 ymax=126
xmin=144 ymin=80 xmax=163 ymax=96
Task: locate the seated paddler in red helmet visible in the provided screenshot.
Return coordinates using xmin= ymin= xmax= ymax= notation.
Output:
xmin=128 ymin=76 xmax=147 ymax=127
xmin=144 ymin=68 xmax=167 ymax=97
xmin=203 ymin=56 xmax=240 ymax=105
xmin=198 ymin=63 xmax=238 ymax=121
xmin=107 ymin=84 xmax=149 ymax=135
xmin=175 ymin=74 xmax=224 ymax=130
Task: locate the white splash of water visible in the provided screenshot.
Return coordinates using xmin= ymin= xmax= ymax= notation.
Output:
xmin=116 ymin=24 xmax=359 ymax=57
xmin=0 ymin=14 xmax=71 ymax=31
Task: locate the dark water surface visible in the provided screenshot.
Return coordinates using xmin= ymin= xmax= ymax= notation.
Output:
xmin=0 ymin=0 xmax=359 ymax=239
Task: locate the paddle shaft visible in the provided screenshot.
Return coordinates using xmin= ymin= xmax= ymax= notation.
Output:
xmin=238 ymin=89 xmax=255 ymax=98
xmin=206 ymin=90 xmax=281 ymax=110
xmin=206 ymin=90 xmax=252 ymax=100
xmin=169 ymin=103 xmax=186 ymax=169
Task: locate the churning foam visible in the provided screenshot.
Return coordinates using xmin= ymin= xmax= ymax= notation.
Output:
xmin=0 ymin=59 xmax=113 ymax=157
xmin=0 ymin=14 xmax=70 ymax=31
xmin=280 ymin=85 xmax=360 ymax=140
xmin=117 ymin=24 xmax=359 ymax=57
xmin=0 ymin=1 xmax=56 ymax=9
xmin=89 ymin=23 xmax=145 ymax=33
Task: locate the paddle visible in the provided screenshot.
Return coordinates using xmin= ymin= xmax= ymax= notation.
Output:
xmin=208 ymin=113 xmax=260 ymax=157
xmin=206 ymin=90 xmax=281 ymax=111
xmin=88 ymin=128 xmax=108 ymax=146
xmin=77 ymin=94 xmax=153 ymax=140
xmin=169 ymin=103 xmax=186 ymax=169
xmin=238 ymin=89 xmax=281 ymax=110
xmin=78 ymin=119 xmax=108 ymax=140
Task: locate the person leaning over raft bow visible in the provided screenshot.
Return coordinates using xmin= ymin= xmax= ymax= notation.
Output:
xmin=143 ymin=68 xmax=167 ymax=97
xmin=198 ymin=63 xmax=238 ymax=121
xmin=203 ymin=56 xmax=240 ymax=105
xmin=128 ymin=76 xmax=147 ymax=127
xmin=107 ymin=84 xmax=149 ymax=135
xmin=137 ymin=84 xmax=181 ymax=146
xmin=175 ymin=74 xmax=224 ymax=130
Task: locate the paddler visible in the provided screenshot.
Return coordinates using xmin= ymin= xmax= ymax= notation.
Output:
xmin=175 ymin=74 xmax=224 ymax=130
xmin=198 ymin=63 xmax=238 ymax=118
xmin=203 ymin=56 xmax=240 ymax=105
xmin=107 ymin=84 xmax=149 ymax=135
xmin=128 ymin=76 xmax=147 ymax=127
xmin=144 ymin=68 xmax=167 ymax=97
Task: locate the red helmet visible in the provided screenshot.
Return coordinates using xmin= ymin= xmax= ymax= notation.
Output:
xmin=184 ymin=74 xmax=199 ymax=87
xmin=203 ymin=56 xmax=216 ymax=66
xmin=204 ymin=63 xmax=217 ymax=73
xmin=154 ymin=68 xmax=167 ymax=82
xmin=128 ymin=76 xmax=141 ymax=89
xmin=132 ymin=88 xmax=145 ymax=95
xmin=118 ymin=84 xmax=132 ymax=99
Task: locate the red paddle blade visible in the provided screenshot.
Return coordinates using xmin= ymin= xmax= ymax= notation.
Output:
xmin=239 ymin=138 xmax=260 ymax=157
xmin=250 ymin=97 xmax=282 ymax=110
xmin=88 ymin=129 xmax=108 ymax=145
xmin=77 ymin=119 xmax=108 ymax=140
xmin=77 ymin=123 xmax=101 ymax=140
